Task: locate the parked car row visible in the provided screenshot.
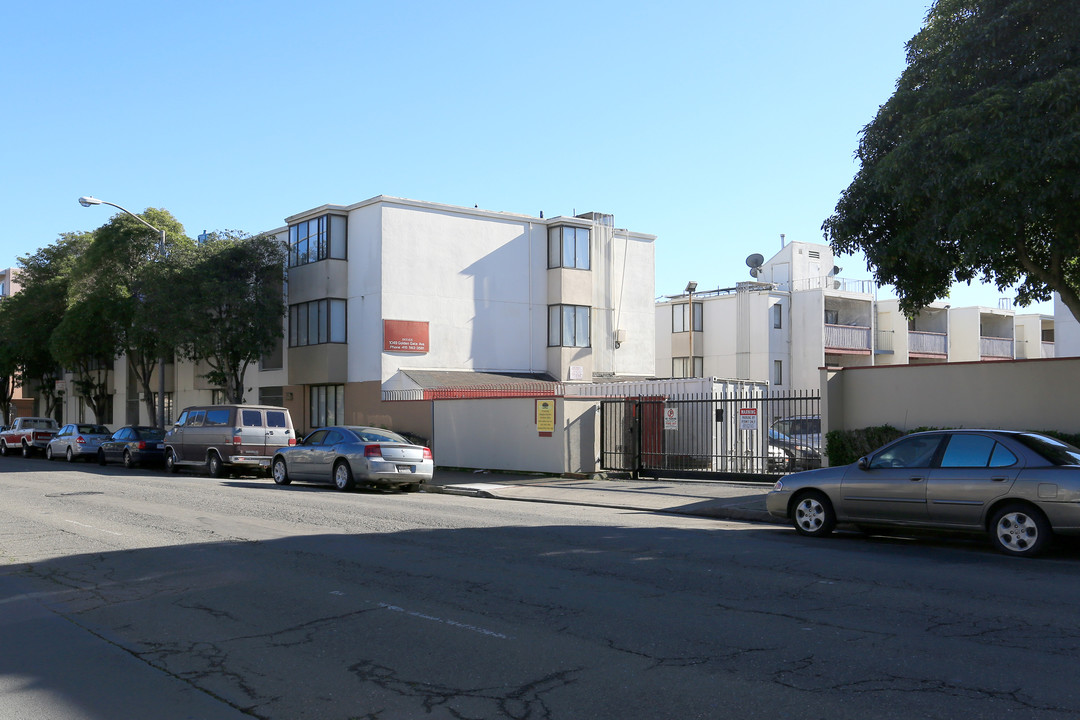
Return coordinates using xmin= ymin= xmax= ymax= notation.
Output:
xmin=1 ymin=405 xmax=435 ymax=493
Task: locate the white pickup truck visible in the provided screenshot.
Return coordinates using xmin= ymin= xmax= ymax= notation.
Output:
xmin=0 ymin=417 xmax=60 ymax=457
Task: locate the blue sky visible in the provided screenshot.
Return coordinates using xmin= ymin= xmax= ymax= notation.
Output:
xmin=1 ymin=0 xmax=1052 ymax=313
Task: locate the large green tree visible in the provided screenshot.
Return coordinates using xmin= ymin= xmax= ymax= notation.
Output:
xmin=5 ymin=234 xmax=92 ymax=419
xmin=49 ymin=289 xmax=121 ymax=424
xmin=175 ymin=231 xmax=286 ymax=404
xmin=822 ymin=0 xmax=1080 ymax=319
xmin=73 ymin=208 xmax=193 ymax=424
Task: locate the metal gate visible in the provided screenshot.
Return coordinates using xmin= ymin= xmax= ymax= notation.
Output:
xmin=599 ymin=391 xmax=821 ymax=481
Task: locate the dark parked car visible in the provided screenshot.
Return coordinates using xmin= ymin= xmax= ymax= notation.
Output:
xmin=98 ymin=426 xmax=166 ymax=468
xmin=271 ymin=426 xmax=434 ymax=492
xmin=768 ymin=428 xmax=822 ymax=472
xmin=767 ymin=429 xmax=1080 ymax=557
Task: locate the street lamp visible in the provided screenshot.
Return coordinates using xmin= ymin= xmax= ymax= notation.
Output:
xmin=78 ymin=196 xmax=168 ymax=429
xmin=685 ymin=281 xmax=698 ymax=378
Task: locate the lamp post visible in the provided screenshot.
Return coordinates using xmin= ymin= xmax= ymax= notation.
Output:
xmin=78 ymin=196 xmax=167 ymax=429
xmin=685 ymin=281 xmax=698 ymax=378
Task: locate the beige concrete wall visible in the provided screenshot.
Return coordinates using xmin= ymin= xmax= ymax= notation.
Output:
xmin=433 ymin=397 xmax=598 ymax=474
xmin=824 ymin=357 xmax=1079 ymax=436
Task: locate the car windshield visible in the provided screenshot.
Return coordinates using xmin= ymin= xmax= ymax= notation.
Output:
xmin=140 ymin=428 xmax=166 ymax=440
xmin=1014 ymin=433 xmax=1080 ymax=466
xmin=79 ymin=425 xmax=109 ymax=434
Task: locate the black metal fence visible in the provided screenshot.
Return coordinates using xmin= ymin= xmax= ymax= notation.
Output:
xmin=599 ymin=390 xmax=821 ymax=481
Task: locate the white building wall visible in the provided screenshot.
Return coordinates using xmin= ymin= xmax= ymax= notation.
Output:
xmin=378 ymin=203 xmax=545 ymax=382
xmin=1054 ymin=294 xmax=1080 ymax=356
xmin=789 ymin=287 xmax=825 ymax=390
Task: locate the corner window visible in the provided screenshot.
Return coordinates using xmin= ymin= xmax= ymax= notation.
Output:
xmin=289 ymin=299 xmax=347 ymax=347
xmin=288 ymin=214 xmax=347 ymax=267
xmin=672 ymin=302 xmax=702 ymax=333
xmin=548 ymin=305 xmax=591 ymax=348
xmin=548 ymin=226 xmax=591 ymax=270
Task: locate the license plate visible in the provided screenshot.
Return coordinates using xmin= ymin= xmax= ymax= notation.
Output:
xmin=156 ymin=443 xmax=164 ymax=449
xmin=398 ymin=465 xmax=416 ymax=473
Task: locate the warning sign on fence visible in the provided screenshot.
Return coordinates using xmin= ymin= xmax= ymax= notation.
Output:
xmin=664 ymin=407 xmax=678 ymax=430
xmin=738 ymin=408 xmax=758 ymax=430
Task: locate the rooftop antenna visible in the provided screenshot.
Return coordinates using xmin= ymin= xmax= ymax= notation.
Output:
xmin=746 ymin=253 xmax=765 ymax=278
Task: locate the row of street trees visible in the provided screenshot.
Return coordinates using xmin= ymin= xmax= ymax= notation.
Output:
xmin=0 ymin=208 xmax=286 ymax=425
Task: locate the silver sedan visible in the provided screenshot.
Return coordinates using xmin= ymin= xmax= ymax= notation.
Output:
xmin=271 ymin=426 xmax=434 ymax=492
xmin=46 ymin=423 xmax=112 ymax=462
xmin=766 ymin=429 xmax=1080 ymax=557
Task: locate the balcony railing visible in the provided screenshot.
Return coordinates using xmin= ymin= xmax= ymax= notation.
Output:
xmin=909 ymin=330 xmax=947 ymax=356
xmin=980 ymin=336 xmax=1014 ymax=358
xmin=825 ymin=324 xmax=872 ymax=352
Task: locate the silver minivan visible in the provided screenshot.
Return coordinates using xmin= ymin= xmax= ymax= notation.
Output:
xmin=164 ymin=405 xmax=296 ymax=477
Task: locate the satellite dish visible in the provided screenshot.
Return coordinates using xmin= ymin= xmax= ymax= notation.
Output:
xmin=830 ymin=265 xmax=842 ymax=276
xmin=750 ymin=267 xmax=761 ymax=278
xmin=745 ymin=253 xmax=765 ymax=269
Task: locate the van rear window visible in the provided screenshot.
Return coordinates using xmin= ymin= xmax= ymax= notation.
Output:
xmin=241 ymin=410 xmax=262 ymax=427
xmin=266 ymin=411 xmax=288 ymax=428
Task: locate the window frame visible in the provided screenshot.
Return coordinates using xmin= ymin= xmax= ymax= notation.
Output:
xmin=672 ymin=302 xmax=703 ymax=333
xmin=547 ymin=225 xmax=591 ymax=270
xmin=548 ymin=304 xmax=591 ymax=348
xmin=288 ymin=214 xmax=347 ymax=268
xmin=289 ymin=298 xmax=347 ymax=347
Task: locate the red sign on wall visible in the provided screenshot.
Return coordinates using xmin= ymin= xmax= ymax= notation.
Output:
xmin=384 ymin=320 xmax=429 ymax=353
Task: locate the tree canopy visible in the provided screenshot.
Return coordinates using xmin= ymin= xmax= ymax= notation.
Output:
xmin=822 ymin=0 xmax=1080 ymax=319
xmin=174 ymin=231 xmax=286 ymax=404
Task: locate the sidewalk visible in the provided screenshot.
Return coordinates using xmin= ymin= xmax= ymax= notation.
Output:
xmin=426 ymin=468 xmax=776 ymax=523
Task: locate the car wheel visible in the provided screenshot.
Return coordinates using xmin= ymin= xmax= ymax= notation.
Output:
xmin=0 ymin=441 xmax=7 ymax=456
xmin=66 ymin=447 xmax=75 ymax=463
xmin=46 ymin=445 xmax=55 ymax=461
xmin=990 ymin=503 xmax=1051 ymax=557
xmin=22 ymin=443 xmax=32 ymax=458
xmin=792 ymin=490 xmax=836 ymax=538
xmin=123 ymin=450 xmax=136 ymax=469
xmin=165 ymin=450 xmax=180 ymax=474
xmin=272 ymin=457 xmax=291 ymax=486
xmin=98 ymin=449 xmax=107 ymax=466
xmin=333 ymin=460 xmax=355 ymax=491
xmin=207 ymin=452 xmax=224 ymax=479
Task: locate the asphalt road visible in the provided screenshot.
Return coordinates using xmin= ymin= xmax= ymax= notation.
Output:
xmin=2 ymin=457 xmax=1079 ymax=719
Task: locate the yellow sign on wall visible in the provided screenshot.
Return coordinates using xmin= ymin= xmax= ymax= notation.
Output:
xmin=536 ymin=399 xmax=555 ymax=436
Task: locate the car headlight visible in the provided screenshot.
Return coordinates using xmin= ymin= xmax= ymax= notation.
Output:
xmin=772 ymin=480 xmax=784 ymax=492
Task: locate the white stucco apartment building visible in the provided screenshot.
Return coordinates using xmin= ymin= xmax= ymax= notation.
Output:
xmin=656 ymin=239 xmax=1058 ymax=392
xmin=277 ymin=196 xmax=657 ymax=439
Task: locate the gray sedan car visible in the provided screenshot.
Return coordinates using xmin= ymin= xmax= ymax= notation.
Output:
xmin=271 ymin=426 xmax=434 ymax=492
xmin=46 ymin=423 xmax=112 ymax=462
xmin=767 ymin=429 xmax=1080 ymax=557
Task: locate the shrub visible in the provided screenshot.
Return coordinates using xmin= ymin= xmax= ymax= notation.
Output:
xmin=825 ymin=425 xmax=904 ymax=467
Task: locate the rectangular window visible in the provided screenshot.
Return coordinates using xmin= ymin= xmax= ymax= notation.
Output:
xmin=672 ymin=302 xmax=702 ymax=333
xmin=288 ymin=214 xmax=346 ymax=268
xmin=772 ymin=303 xmax=783 ymax=329
xmin=774 ymin=360 xmax=783 ymax=386
xmin=289 ymin=299 xmax=347 ymax=347
xmin=548 ymin=304 xmax=590 ymax=347
xmin=672 ymin=357 xmax=702 ymax=378
xmin=259 ymin=386 xmax=284 ymax=407
xmin=547 ymin=226 xmax=591 ymax=270
xmin=310 ymin=385 xmax=345 ymax=427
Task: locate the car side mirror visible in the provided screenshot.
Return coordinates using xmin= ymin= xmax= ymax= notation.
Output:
xmin=857 ymin=456 xmax=869 ymax=470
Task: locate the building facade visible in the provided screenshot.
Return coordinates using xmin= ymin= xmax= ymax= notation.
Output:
xmin=656 ymin=239 xmax=1057 ymax=392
